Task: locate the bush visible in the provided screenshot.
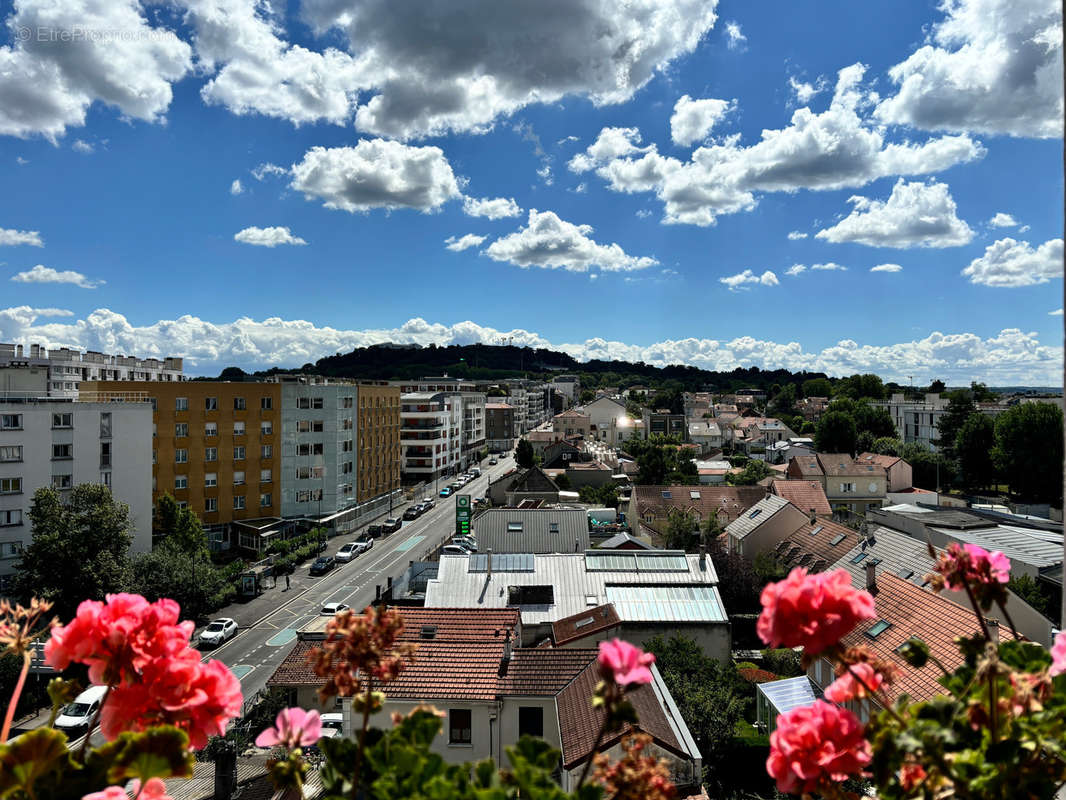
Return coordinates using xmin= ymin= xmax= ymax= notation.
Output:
xmin=735 ymin=661 xmax=759 ymax=671
xmin=762 ymin=648 xmax=803 ymax=678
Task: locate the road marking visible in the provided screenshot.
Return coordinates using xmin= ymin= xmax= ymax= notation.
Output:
xmin=396 ymin=535 xmax=426 ymax=553
xmin=232 ymin=665 xmax=255 ymax=680
xmin=267 ymin=629 xmax=298 ymax=647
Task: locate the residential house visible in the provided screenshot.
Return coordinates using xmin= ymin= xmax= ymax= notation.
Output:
xmin=563 ymin=460 xmax=616 ymax=489
xmin=552 ymin=375 xmax=581 ymax=406
xmin=265 ymin=607 xmax=702 ymax=791
xmin=425 ymin=550 xmax=730 ymax=659
xmin=473 ymin=508 xmax=590 ymax=554
xmin=786 ymin=454 xmax=824 ymax=482
xmin=629 ymin=485 xmax=766 ymax=539
xmin=553 ymin=409 xmax=592 ymax=439
xmin=642 ymin=409 xmax=687 ymax=440
xmin=487 ymin=467 xmax=561 ymax=506
xmin=724 ymin=495 xmax=807 ymax=558
xmin=820 ymin=453 xmax=887 ymax=517
xmin=582 ymin=397 xmax=630 ymax=445
xmin=854 ymin=452 xmax=913 ymax=491
xmin=770 ymin=480 xmax=832 ymax=518
xmin=688 ymin=421 xmax=723 ymax=452
xmin=695 ymin=459 xmax=731 ymax=485
xmin=541 ymin=438 xmax=588 ymax=469
xmin=769 ymin=517 xmax=859 ymax=574
xmin=796 ymin=396 xmax=828 ymax=422
xmin=526 ymin=429 xmax=567 ymax=456
xmin=486 ymin=403 xmax=515 ymax=453
xmin=765 ymin=437 xmax=816 ymax=465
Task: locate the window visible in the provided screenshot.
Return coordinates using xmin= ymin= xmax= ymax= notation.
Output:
xmin=840 ymin=482 xmax=856 ymax=493
xmin=233 ymin=421 xmax=245 ymax=436
xmin=260 ymin=421 xmax=273 ymax=435
xmin=518 ymin=707 xmax=543 ymax=738
xmin=175 ymin=397 xmax=188 ymax=411
xmin=175 ymin=449 xmax=188 ymax=463
xmin=549 ymin=522 xmax=559 ymax=533
xmin=342 ymin=440 xmax=353 ymax=452
xmin=52 ymin=444 xmax=73 ymax=460
xmin=204 ymin=472 xmax=217 ymax=487
xmin=296 ymin=466 xmax=311 ymax=480
xmin=0 ymin=511 xmax=22 ymax=527
xmin=205 ymin=397 xmax=218 ymax=411
xmin=233 ymin=495 xmax=245 ymax=510
xmin=0 ymin=540 xmax=22 ymax=555
xmin=233 ymin=446 xmax=245 ymax=460
xmin=100 ymin=442 xmax=111 ymax=468
xmin=175 ymin=423 xmax=188 ymax=437
xmin=828 ymin=533 xmax=846 ymax=546
xmin=260 ymin=493 xmax=271 ymax=507
xmin=100 ymin=412 xmax=111 ymax=438
xmin=175 ymin=500 xmax=187 ymax=510
xmin=748 ymin=508 xmax=762 ymax=519
xmin=233 ymin=397 xmax=246 ymax=411
xmin=100 ymin=472 xmax=111 ymax=487
xmin=296 ymin=490 xmax=311 ymax=502
xmin=0 ymin=446 xmax=22 ymax=462
xmin=52 ymin=474 xmax=72 ymax=489
xmin=0 ymin=478 xmax=22 ymax=494
xmin=205 ymin=447 xmax=218 ymax=462
xmin=205 ymin=498 xmax=218 ymax=512
xmin=175 ymin=476 xmax=188 ymax=490
xmin=52 ymin=412 xmax=73 ymax=428
xmin=261 ymin=445 xmax=273 ymax=459
xmin=342 ymin=418 xmax=353 ymax=430
xmin=850 ymin=552 xmax=868 ymax=564
xmin=205 ymin=422 xmax=218 ymax=436
xmin=297 ymin=397 xmax=324 ymax=409
xmin=865 ymin=620 xmax=892 ymax=639
xmin=297 ymin=420 xmax=311 ymax=433
xmin=233 ymin=471 xmax=245 ymax=486
xmin=260 ymin=468 xmax=271 ymax=482
xmin=507 ymin=521 xmax=523 ymax=533
xmin=1 ymin=414 xmax=22 ymax=430
xmin=449 ymin=709 xmax=472 ymax=745
xmin=260 ymin=396 xmax=273 ymax=410
xmin=343 ymin=396 xmax=354 ymax=408
xmin=312 ymin=421 xmax=324 ymax=432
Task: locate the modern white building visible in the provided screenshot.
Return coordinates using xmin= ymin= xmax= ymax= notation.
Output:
xmin=872 ymin=393 xmax=951 ymax=452
xmin=400 ymin=392 xmax=464 ymax=481
xmin=0 ymin=343 xmax=183 ymax=398
xmin=0 ymin=393 xmax=153 ymax=592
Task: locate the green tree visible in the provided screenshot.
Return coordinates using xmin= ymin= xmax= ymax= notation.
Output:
xmin=927 ymin=378 xmax=946 ymax=394
xmin=155 ymin=493 xmax=210 ymax=558
xmin=835 ymin=373 xmax=886 ymax=400
xmin=991 ymin=403 xmax=1064 ymax=504
xmin=970 ymin=381 xmax=996 ymax=402
xmin=815 ymin=410 xmax=858 ymax=454
xmin=768 ymin=383 xmax=797 ymax=416
xmin=578 ymin=482 xmax=619 ymax=508
xmin=871 ymin=436 xmax=902 ymax=456
xmin=515 ymin=438 xmax=535 ymax=469
xmin=934 ymin=394 xmax=976 ymax=461
xmin=663 ymin=509 xmax=700 ymax=551
xmin=901 ymin=443 xmax=956 ymax=490
xmin=726 ymin=460 xmax=773 ymax=485
xmin=553 ymin=473 xmax=571 ymax=490
xmin=636 ymin=444 xmax=666 ymax=485
xmin=1007 ymin=574 xmax=1056 ymax=622
xmin=855 ymin=430 xmax=875 ymax=455
xmin=578 ymin=389 xmax=595 ymax=404
xmin=955 ymin=413 xmax=997 ymax=490
xmin=802 ymin=377 xmax=832 ymax=398
xmin=129 ymin=548 xmax=230 ymax=622
xmin=13 ymin=485 xmax=133 ymax=620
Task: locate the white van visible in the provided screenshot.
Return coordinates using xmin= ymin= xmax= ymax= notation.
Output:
xmin=55 ymin=685 xmax=107 ymax=736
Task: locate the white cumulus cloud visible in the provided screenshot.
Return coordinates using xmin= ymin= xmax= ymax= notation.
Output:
xmin=787 ymin=231 xmax=808 ymax=240
xmin=10 ymin=265 xmax=103 ymax=288
xmin=724 ymin=21 xmax=747 ymax=50
xmin=720 ymin=269 xmax=779 ymax=290
xmin=233 ymin=226 xmax=308 ymax=247
xmin=961 ymin=237 xmax=1064 ymax=287
xmin=462 ymin=196 xmax=522 ymax=219
xmin=0 ymin=228 xmax=43 ymax=247
xmin=230 ymin=179 xmax=244 ymax=196
xmin=444 ymin=234 xmax=486 ymax=252
xmin=670 ymin=95 xmax=734 ymax=147
xmin=871 ymin=263 xmax=903 ymax=273
xmin=989 ymin=212 xmax=1018 ymax=228
xmin=1048 ymin=308 xmax=1063 ymax=316
xmin=875 ymin=0 xmax=1062 ymax=138
xmin=789 ymin=75 xmax=827 ymax=105
xmin=816 ymin=179 xmax=974 ymax=248
xmin=485 ymin=210 xmax=657 ymax=273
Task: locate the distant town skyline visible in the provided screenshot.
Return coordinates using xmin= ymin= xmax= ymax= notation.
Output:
xmin=0 ymin=0 xmax=1061 ymax=383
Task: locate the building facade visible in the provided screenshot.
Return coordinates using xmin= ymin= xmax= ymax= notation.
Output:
xmin=0 ymin=393 xmax=153 ymax=592
xmin=1 ymin=342 xmax=183 ymax=398
xmin=872 ymin=393 xmax=950 ymax=452
xmin=485 ymin=403 xmax=515 ymax=452
xmin=400 ymin=392 xmax=463 ymax=481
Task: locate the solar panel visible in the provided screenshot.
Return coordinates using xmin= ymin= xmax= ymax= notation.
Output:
xmin=605 ymin=584 xmax=726 ymax=622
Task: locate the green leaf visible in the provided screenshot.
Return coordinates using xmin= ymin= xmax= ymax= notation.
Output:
xmin=0 ymin=727 xmax=71 ymax=798
xmin=92 ymin=726 xmax=194 ymax=784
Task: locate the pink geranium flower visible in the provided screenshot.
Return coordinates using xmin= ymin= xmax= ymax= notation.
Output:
xmin=936 ymin=543 xmax=1011 ymax=591
xmin=598 ymin=639 xmax=655 ymax=688
xmin=757 ymin=568 xmax=876 ymax=655
xmin=255 ymin=707 xmax=323 ymax=750
xmin=83 ymin=779 xmax=172 ymax=800
xmin=1050 ymin=631 xmax=1066 ymax=678
xmin=767 ymin=700 xmax=871 ymax=794
xmin=824 ymin=662 xmax=884 ymax=703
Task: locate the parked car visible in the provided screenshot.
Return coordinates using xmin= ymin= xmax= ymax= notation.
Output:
xmin=321 ymin=712 xmax=343 ymax=734
xmin=55 ymin=685 xmax=108 ymax=737
xmin=382 ymin=518 xmax=402 ymax=533
xmin=488 ymin=458 xmax=498 ymax=465
xmin=449 ymin=482 xmax=461 ymax=491
xmin=470 ymin=467 xmax=481 ymax=477
xmin=420 ymin=497 xmax=435 ymax=509
xmin=336 ymin=542 xmax=359 ymax=562
xmin=402 ymin=506 xmax=421 ymax=521
xmin=199 ymin=617 xmax=238 ymax=647
xmin=366 ymin=524 xmax=384 ymax=538
xmin=320 ymin=602 xmax=350 ymax=616
xmin=310 ymin=555 xmax=336 ymax=576
xmin=452 ymin=536 xmax=478 ymax=551
xmin=439 ymin=487 xmax=453 ymax=497
xmin=352 ymin=536 xmax=373 ymax=554
xmin=441 ymin=544 xmax=473 ymax=556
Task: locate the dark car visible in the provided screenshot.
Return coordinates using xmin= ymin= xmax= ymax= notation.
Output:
xmin=309 ymin=555 xmax=336 ymax=576
xmin=366 ymin=524 xmax=383 ymax=538
xmin=402 ymin=506 xmax=421 ymax=521
xmin=382 ymin=518 xmax=402 ymax=533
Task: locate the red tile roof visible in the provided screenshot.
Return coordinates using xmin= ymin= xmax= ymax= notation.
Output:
xmin=391 ymin=607 xmax=520 ymax=642
xmin=551 ymin=604 xmax=621 ymax=646
xmin=855 ymin=452 xmax=900 ymax=469
xmin=788 ymin=455 xmax=824 ymax=477
xmin=631 ymin=485 xmax=766 ymax=532
xmin=775 ymin=518 xmax=858 ymax=573
xmin=557 ymin=662 xmax=686 ymax=769
xmin=500 ymin=649 xmax=598 ymax=695
xmin=771 ymin=480 xmax=832 ymax=517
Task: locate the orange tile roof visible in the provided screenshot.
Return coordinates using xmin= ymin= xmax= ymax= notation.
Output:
xmin=775 ymin=519 xmax=857 ymax=573
xmin=552 ymin=604 xmax=621 ymax=646
xmin=856 ymin=452 xmax=901 ymax=469
xmin=391 ymin=607 xmax=520 ymax=642
xmin=500 ymin=649 xmax=598 ymax=695
xmin=631 ymin=485 xmax=766 ymax=531
xmin=771 ymin=480 xmax=832 ymax=517
xmin=789 ymin=455 xmax=824 ymax=477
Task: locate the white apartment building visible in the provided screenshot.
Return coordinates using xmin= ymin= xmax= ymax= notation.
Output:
xmin=552 ymin=375 xmax=580 ymax=406
xmin=0 ymin=394 xmax=153 ymax=593
xmin=460 ymin=393 xmax=486 ymax=465
xmin=872 ymin=393 xmax=951 ymax=452
xmin=0 ymin=343 xmax=183 ymax=398
xmin=400 ymin=392 xmax=464 ymax=481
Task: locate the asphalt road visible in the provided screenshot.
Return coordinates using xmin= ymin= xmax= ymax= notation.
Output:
xmin=57 ymin=454 xmax=515 ymax=749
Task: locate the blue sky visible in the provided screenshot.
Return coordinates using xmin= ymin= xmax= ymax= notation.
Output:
xmin=0 ymin=0 xmax=1062 ymax=383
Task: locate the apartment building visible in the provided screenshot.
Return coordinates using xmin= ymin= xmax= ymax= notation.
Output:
xmin=552 ymin=375 xmax=580 ymax=406
xmin=1 ymin=342 xmax=183 ymax=398
xmin=391 ymin=377 xmax=486 ymax=467
xmin=485 ymin=403 xmax=515 ymax=452
xmin=400 ymin=392 xmax=463 ymax=481
xmin=0 ymin=392 xmax=153 ymax=592
xmin=354 ymin=383 xmax=402 ymax=506
xmin=642 ymin=408 xmax=687 ymax=440
xmin=872 ymin=393 xmax=950 ymax=452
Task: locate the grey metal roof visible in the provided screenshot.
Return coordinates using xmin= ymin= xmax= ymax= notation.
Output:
xmin=758 ymin=676 xmax=819 ymax=716
xmin=424 ymin=551 xmax=720 ymax=626
xmin=832 ymin=526 xmax=941 ymax=588
xmin=473 ymin=508 xmax=589 ymax=554
xmin=724 ymin=494 xmax=789 ymax=540
xmin=605 ymin=584 xmax=727 ymax=623
xmin=931 ymin=526 xmax=1063 ymax=570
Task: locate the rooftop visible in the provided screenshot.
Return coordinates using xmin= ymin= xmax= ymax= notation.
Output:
xmin=771 ymin=480 xmax=832 ymax=517
xmin=473 ymin=508 xmax=590 ymax=554
xmin=724 ymin=494 xmax=791 ymax=540
xmin=551 ymin=604 xmax=621 ymax=646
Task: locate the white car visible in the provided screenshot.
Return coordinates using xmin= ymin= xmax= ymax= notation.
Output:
xmin=55 ymin=685 xmax=108 ymax=736
xmin=199 ymin=618 xmax=238 ymax=647
xmin=321 ymin=602 xmax=351 ymax=616
xmin=352 ymin=536 xmax=373 ymax=554
xmin=336 ymin=542 xmax=359 ymax=562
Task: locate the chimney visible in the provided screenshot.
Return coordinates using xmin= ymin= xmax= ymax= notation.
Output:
xmin=498 ymin=629 xmax=513 ymax=676
xmin=487 ymin=548 xmax=493 ymax=577
xmin=575 ymin=537 xmax=580 ymax=553
xmin=809 ymin=508 xmax=817 ymax=525
xmin=213 ymin=740 xmax=237 ymax=800
xmin=865 ymin=561 xmax=878 ymax=595
xmin=988 ymin=618 xmax=1000 ymax=644
xmin=699 ymin=543 xmax=706 ymax=571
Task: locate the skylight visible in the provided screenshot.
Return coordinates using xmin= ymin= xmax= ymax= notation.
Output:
xmin=549 ymin=522 xmax=559 ymax=533
xmin=690 ymin=491 xmax=700 ymax=499
xmin=829 ymin=533 xmax=846 ymax=546
xmin=748 ymin=509 xmax=762 ymax=519
xmin=661 ymin=490 xmax=672 ymax=498
xmin=507 ymin=521 xmax=523 ymax=533
xmin=850 ymin=552 xmax=868 ymax=564
xmin=865 ymin=620 xmax=891 ymax=638
xmin=896 ymin=568 xmax=915 ymax=580
xmin=809 ymin=526 xmax=823 ymax=536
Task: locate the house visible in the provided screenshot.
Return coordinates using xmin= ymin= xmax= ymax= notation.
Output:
xmin=688 ymin=421 xmax=723 ymax=452
xmin=473 ymin=508 xmax=589 ymax=554
xmin=487 ymin=467 xmax=561 ymax=506
xmin=582 ymin=397 xmax=630 ymax=445
xmin=265 ymin=607 xmax=702 ymax=792
xmin=770 ymin=480 xmax=832 ymax=518
xmin=854 ymin=452 xmax=913 ymax=491
xmin=641 ymin=409 xmax=687 ymax=440
xmin=695 ymin=459 xmax=731 ymax=485
xmin=564 ymin=460 xmax=616 ymax=489
xmin=769 ymin=517 xmax=859 ymax=574
xmin=628 ymin=485 xmax=767 ymax=539
xmin=527 ymin=429 xmax=567 ymax=456
xmin=796 ymin=396 xmax=829 ymax=421
xmin=765 ymin=438 xmax=816 ymax=465
xmin=786 ymin=455 xmax=824 ymax=482
xmin=424 ymin=550 xmax=730 ymax=659
xmin=786 ymin=453 xmax=887 ymax=518
xmin=724 ymin=495 xmax=807 ymax=558
xmin=541 ymin=438 xmax=588 ymax=469
xmin=553 ymin=409 xmax=592 ymax=439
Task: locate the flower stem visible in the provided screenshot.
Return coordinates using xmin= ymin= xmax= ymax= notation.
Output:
xmin=0 ymin=651 xmax=30 ymax=743
xmin=350 ymin=676 xmax=374 ymax=800
xmin=994 ymin=599 xmax=1021 ymax=640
